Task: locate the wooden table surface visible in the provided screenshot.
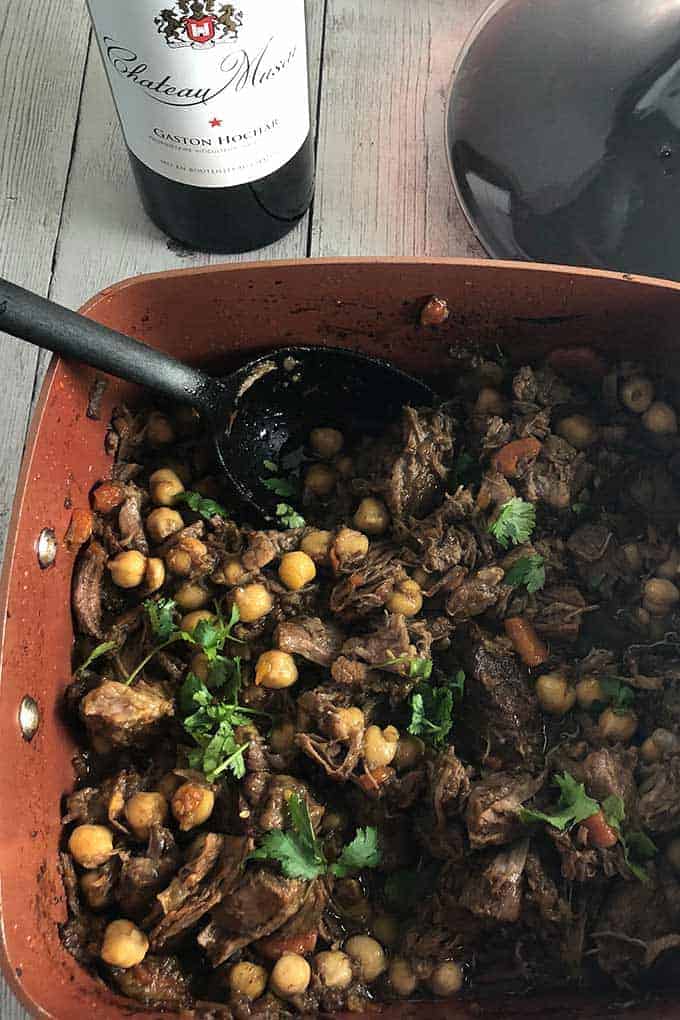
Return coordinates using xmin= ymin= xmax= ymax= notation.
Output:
xmin=0 ymin=0 xmax=486 ymax=1015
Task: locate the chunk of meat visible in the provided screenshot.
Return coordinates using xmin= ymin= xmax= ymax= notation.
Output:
xmin=72 ymin=540 xmax=107 ymax=638
xmin=385 ymin=406 xmax=455 ymax=518
xmin=242 ymin=528 xmax=302 ymax=571
xmin=638 ymin=756 xmax=680 ymax=833
xmin=459 ymin=628 xmax=544 ymax=767
xmin=582 ymin=747 xmax=638 ymax=823
xmin=157 ymin=833 xmax=225 ymax=916
xmin=431 ymin=747 xmax=471 ymax=827
xmin=199 ymin=870 xmax=307 ymax=966
xmin=80 ymin=680 xmax=174 ymax=748
xmin=118 ymin=484 xmax=149 ymax=555
xmin=295 ymin=687 xmax=364 ymax=781
xmin=329 ymin=546 xmax=407 ymax=619
xmin=446 ymin=566 xmax=505 ymax=624
xmin=459 ymin=837 xmax=530 ymax=923
xmin=397 ymin=489 xmax=481 ymax=573
xmin=117 ymin=854 xmax=178 ymax=921
xmin=275 ymin=616 xmax=345 ymax=667
xmin=111 ymin=955 xmax=191 ymax=1009
xmin=465 ymin=771 xmax=544 ymax=848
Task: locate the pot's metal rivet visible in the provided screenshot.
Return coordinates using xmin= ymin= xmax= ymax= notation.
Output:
xmin=19 ymin=696 xmax=40 ymax=742
xmin=37 ymin=527 xmax=57 ymax=568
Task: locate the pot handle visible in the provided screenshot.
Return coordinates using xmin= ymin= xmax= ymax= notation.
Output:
xmin=0 ymin=277 xmax=224 ymax=415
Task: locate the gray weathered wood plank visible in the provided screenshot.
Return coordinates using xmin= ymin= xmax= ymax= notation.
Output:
xmin=311 ymin=0 xmax=487 ymax=257
xmin=0 ymin=1 xmax=91 ymax=566
xmin=48 ymin=0 xmax=328 ymax=317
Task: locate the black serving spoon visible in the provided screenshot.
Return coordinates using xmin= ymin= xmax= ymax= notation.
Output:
xmin=0 ymin=277 xmax=434 ymax=523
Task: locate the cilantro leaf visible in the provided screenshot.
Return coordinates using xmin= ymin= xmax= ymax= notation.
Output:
xmin=144 ymin=597 xmax=178 ymax=640
xmin=451 ymin=669 xmax=466 ymax=698
xmin=489 ymin=498 xmax=536 ymax=549
xmin=250 ymin=792 xmax=327 ymax=880
xmin=193 ymin=604 xmax=242 ymax=661
xmin=597 ymin=677 xmax=636 ymax=714
xmin=376 ymin=653 xmax=433 ymax=679
xmin=504 ymin=554 xmax=546 ymax=593
xmin=263 ymin=476 xmax=297 ymax=498
xmin=602 ymin=796 xmax=656 ymax=883
xmin=75 ymin=640 xmax=117 ymax=676
xmin=276 ymin=503 xmax=306 ymax=529
xmin=263 ymin=459 xmax=278 ymax=473
xmin=407 ymin=671 xmax=463 ymax=748
xmin=519 ymin=771 xmax=599 ymax=831
xmin=176 ymin=490 xmax=229 ymax=521
xmin=331 ymin=827 xmax=381 ymax=877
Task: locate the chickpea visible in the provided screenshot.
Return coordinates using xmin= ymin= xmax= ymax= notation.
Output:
xmin=429 ymin=960 xmax=464 ymax=997
xmin=474 ymin=387 xmax=506 ymax=416
xmin=305 ymin=463 xmax=337 ymax=499
xmin=535 ymin=673 xmax=577 ymax=716
xmin=354 ymin=497 xmax=390 ymax=536
xmin=643 ymin=578 xmax=680 ymax=616
xmin=656 ymin=548 xmax=680 ymax=581
xmin=101 ymin=920 xmax=149 ymax=969
xmin=235 ymin=583 xmax=273 ymax=623
xmin=68 ymin=825 xmax=114 ymax=869
xmin=310 ymin=427 xmax=344 ymax=459
xmin=180 ymin=610 xmax=216 ymax=634
xmin=149 ymin=467 xmax=185 ymax=507
xmin=386 ymin=578 xmax=423 ymax=617
xmin=191 ymin=652 xmax=210 ymax=683
xmin=640 ymin=736 xmax=661 ymax=764
xmin=373 ymin=913 xmax=398 ymax=947
xmin=598 ymin=707 xmax=638 ymax=743
xmin=108 ymin=550 xmax=147 ymax=589
xmin=389 ymin=958 xmax=417 ymax=997
xmin=158 ymin=772 xmax=183 ymax=802
xmin=620 ymin=376 xmax=654 ymax=414
xmin=335 ymin=706 xmax=365 ymax=740
xmin=172 ymin=782 xmax=215 ymax=831
xmin=175 ymin=582 xmax=211 ymax=611
xmin=643 ymin=401 xmax=678 ymax=435
xmin=270 ymin=720 xmax=296 ymax=754
xmin=255 ymin=650 xmax=298 ymax=690
xmin=393 ymin=734 xmax=425 ymax=771
xmin=363 ymin=725 xmax=400 ymax=770
xmin=344 ymin=935 xmax=386 ymax=983
xmin=556 ymin=414 xmax=597 ymax=450
xmin=279 ymin=551 xmax=317 ymax=591
xmin=79 ymin=868 xmax=113 ymax=911
xmin=229 ymin=961 xmax=268 ymax=1000
xmin=124 ymin=792 xmax=168 ymax=841
xmin=269 ymin=953 xmax=311 ymax=999
xmin=314 ymin=950 xmax=353 ymax=991
xmin=166 ymin=537 xmax=207 ymax=580
xmin=146 ymin=507 xmax=184 ymax=544
xmin=640 ymin=727 xmax=678 ymax=763
xmin=621 ymin=543 xmax=643 ymax=574
xmin=575 ymin=676 xmax=604 ymax=710
xmin=300 ymin=529 xmax=332 ymax=564
xmin=146 ymin=411 xmax=175 ymax=447
xmin=144 ymin=557 xmax=165 ymax=594
xmin=219 ymin=557 xmax=246 ymax=586
xmin=334 ymin=527 xmax=369 ymax=560
xmin=666 ymin=837 xmax=680 ymax=875
xmin=336 ymin=455 xmax=354 ymax=479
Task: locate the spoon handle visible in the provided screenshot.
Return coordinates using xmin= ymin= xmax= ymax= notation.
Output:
xmin=0 ymin=277 xmax=224 ymax=414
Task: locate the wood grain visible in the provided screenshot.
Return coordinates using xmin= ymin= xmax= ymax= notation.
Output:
xmin=311 ymin=0 xmax=487 ymax=257
xmin=0 ymin=1 xmax=90 ymax=568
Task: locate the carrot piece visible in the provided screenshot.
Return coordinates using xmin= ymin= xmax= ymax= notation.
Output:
xmin=582 ymin=810 xmax=618 ymax=849
xmin=65 ymin=508 xmax=94 ymax=548
xmin=492 ymin=437 xmax=542 ymax=477
xmin=256 ymin=931 xmax=318 ymax=960
xmin=92 ymin=481 xmax=125 ymax=513
xmin=504 ymin=616 xmax=548 ymax=667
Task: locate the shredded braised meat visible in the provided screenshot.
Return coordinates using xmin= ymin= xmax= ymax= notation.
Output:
xmin=60 ymin=348 xmax=680 ymax=1013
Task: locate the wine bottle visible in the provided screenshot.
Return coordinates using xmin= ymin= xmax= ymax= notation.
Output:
xmin=86 ymin=0 xmax=315 ymax=253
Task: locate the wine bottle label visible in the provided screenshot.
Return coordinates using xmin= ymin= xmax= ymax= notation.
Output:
xmin=87 ymin=0 xmax=310 ymax=188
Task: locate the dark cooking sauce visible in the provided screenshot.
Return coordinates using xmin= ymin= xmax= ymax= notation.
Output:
xmin=59 ymin=344 xmax=680 ymax=1013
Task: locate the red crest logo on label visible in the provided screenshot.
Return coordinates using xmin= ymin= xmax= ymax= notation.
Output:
xmin=155 ymin=3 xmax=243 ymax=49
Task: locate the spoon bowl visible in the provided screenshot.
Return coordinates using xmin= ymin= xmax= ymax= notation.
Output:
xmin=0 ymin=277 xmax=434 ymax=522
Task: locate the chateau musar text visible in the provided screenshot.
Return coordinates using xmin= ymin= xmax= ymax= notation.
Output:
xmin=86 ymin=0 xmax=314 ymax=252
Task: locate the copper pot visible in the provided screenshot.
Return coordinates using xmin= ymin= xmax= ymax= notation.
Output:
xmin=1 ymin=257 xmax=678 ymax=1019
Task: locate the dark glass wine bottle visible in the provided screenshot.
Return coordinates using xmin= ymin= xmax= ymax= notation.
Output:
xmin=86 ymin=0 xmax=314 ymax=253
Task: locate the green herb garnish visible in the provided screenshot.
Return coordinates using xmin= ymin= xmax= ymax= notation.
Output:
xmin=176 ymin=491 xmax=229 ymax=521
xmin=250 ymin=792 xmax=381 ymax=880
xmin=376 ymin=653 xmax=433 ymax=679
xmin=602 ymin=795 xmax=657 ymax=883
xmin=488 ymin=498 xmax=536 ymax=549
xmin=144 ymin=597 xmax=178 ymax=641
xmin=504 ymin=554 xmax=546 ymax=593
xmin=276 ymin=503 xmax=306 ymax=529
xmin=75 ymin=640 xmax=117 ymax=676
xmin=519 ymin=772 xmax=599 ymax=831
xmin=263 ymin=476 xmax=297 ymax=498
xmin=596 ymin=677 xmax=636 ymax=715
xmin=407 ymin=671 xmax=464 ymax=748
